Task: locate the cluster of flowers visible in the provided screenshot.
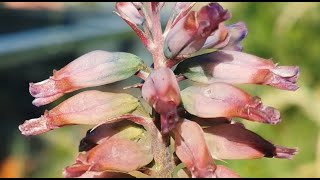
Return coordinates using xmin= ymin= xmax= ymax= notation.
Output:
xmin=19 ymin=2 xmax=299 ymax=178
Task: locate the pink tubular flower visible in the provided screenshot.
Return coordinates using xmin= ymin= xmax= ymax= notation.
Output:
xmin=175 ymin=50 xmax=300 ymax=91
xmin=64 ymin=137 xmax=153 ymax=178
xmin=203 ymin=123 xmax=298 ymax=160
xmin=173 ymin=120 xmax=217 ymax=178
xmin=19 ymin=2 xmax=301 ymax=178
xmin=173 ymin=120 xmax=240 ymax=178
xmin=19 ymin=90 xmax=139 ymax=136
xmin=142 ymin=67 xmax=181 ymax=133
xmin=181 ymin=82 xmax=281 ymax=124
xmin=29 ymin=50 xmax=146 ymax=106
xmin=66 ymin=114 xmax=174 ymax=178
xmin=164 ymin=3 xmax=230 ymax=59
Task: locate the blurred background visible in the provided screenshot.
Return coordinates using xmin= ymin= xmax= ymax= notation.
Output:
xmin=0 ymin=2 xmax=319 ymax=178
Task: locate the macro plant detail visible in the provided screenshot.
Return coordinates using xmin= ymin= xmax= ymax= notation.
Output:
xmin=19 ymin=2 xmax=300 ymax=178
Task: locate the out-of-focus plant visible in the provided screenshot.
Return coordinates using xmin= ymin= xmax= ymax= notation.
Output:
xmin=19 ymin=2 xmax=301 ymax=178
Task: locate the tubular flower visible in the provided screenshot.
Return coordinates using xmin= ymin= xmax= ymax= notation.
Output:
xmin=173 ymin=119 xmax=217 ymax=178
xmin=181 ymin=83 xmax=281 ymax=124
xmin=19 ymin=90 xmax=140 ymax=136
xmin=29 ymin=50 xmax=147 ymax=107
xmin=175 ymin=50 xmax=300 ymax=90
xmin=164 ymin=2 xmax=231 ymax=59
xmin=203 ymin=123 xmax=298 ymax=160
xmin=20 ymin=2 xmax=300 ymax=178
xmin=142 ymin=67 xmax=181 ymax=134
xmin=64 ymin=137 xmax=153 ymax=178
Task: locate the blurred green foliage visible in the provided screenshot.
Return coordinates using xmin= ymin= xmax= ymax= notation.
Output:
xmin=1 ymin=2 xmax=319 ymax=178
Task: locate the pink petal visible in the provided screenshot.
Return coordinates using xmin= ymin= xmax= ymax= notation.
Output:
xmin=222 ymin=22 xmax=248 ymax=51
xmin=204 ymin=123 xmax=298 ymax=160
xmin=19 ymin=90 xmax=139 ymax=136
xmin=173 ymin=120 xmax=216 ymax=178
xmin=31 ymin=92 xmax=64 ymax=107
xmin=202 ymin=23 xmax=231 ymax=49
xmin=181 ymin=83 xmax=281 ymax=124
xmin=18 ymin=110 xmax=57 ymax=136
